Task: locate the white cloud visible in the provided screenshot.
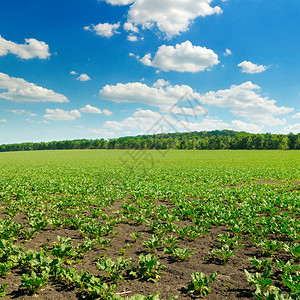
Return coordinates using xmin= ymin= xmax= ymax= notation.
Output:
xmin=43 ymin=109 xmax=81 ymax=121
xmin=80 ymin=104 xmax=102 ymax=114
xmin=100 ymin=108 xmax=263 ymax=136
xmin=238 ymin=61 xmax=268 ymax=74
xmin=153 ymin=79 xmax=170 ymax=88
xmin=127 ymin=35 xmax=138 ymax=42
xmin=139 ymin=41 xmax=219 ymax=72
xmin=103 ymin=120 xmax=123 ymax=130
xmin=101 ymin=0 xmax=135 ymax=5
xmin=25 ymin=118 xmax=40 ymax=124
xmin=103 ymin=109 xmax=113 ymax=116
xmin=0 ymin=35 xmax=50 ymax=59
xmin=223 ymin=48 xmax=232 ymax=56
xmin=0 ymin=119 xmax=7 ymax=123
xmin=7 ymin=109 xmax=37 ymax=116
xmin=103 ymin=109 xmax=162 ymax=132
xmin=100 ymin=80 xmax=201 ymax=112
xmin=70 ymin=71 xmax=78 ymax=75
xmin=77 ymin=74 xmax=91 ymax=82
xmin=7 ymin=109 xmax=26 ymax=115
xmin=0 ymin=72 xmax=68 ymax=103
xmin=282 ymin=123 xmax=300 ymax=134
xmin=230 ymin=120 xmax=263 ymax=133
xmin=178 ymin=118 xmax=263 ymax=133
xmin=291 ymin=112 xmax=300 ymax=119
xmin=84 ymin=22 xmax=120 ymax=37
xmin=127 ymin=0 xmax=222 ymax=38
xmin=88 ymin=127 xmax=115 ymax=136
xmin=100 ymin=80 xmax=294 ymax=127
xmin=200 ymin=81 xmax=293 ymax=125
xmin=170 ymin=105 xmax=208 ymax=117
xmin=124 ymin=22 xmax=139 ymax=33
xmin=79 ymin=105 xmax=112 ymax=116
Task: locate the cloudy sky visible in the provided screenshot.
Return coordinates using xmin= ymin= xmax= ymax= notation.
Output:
xmin=0 ymin=0 xmax=299 ymax=144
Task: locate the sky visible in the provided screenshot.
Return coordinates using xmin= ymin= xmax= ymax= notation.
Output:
xmin=0 ymin=0 xmax=299 ymax=144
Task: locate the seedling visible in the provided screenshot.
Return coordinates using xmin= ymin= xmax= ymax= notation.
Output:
xmin=244 ymin=264 xmax=274 ymax=296
xmin=249 ymin=257 xmax=272 ymax=272
xmin=130 ymin=254 xmax=165 ymax=282
xmin=0 ymin=283 xmax=7 ymax=298
xmin=50 ymin=236 xmax=78 ymax=263
xmin=97 ymin=257 xmax=131 ymax=283
xmin=143 ymin=235 xmax=163 ymax=253
xmin=164 ymin=246 xmax=194 ymax=261
xmin=217 ymin=233 xmax=242 ymax=249
xmin=187 ymin=272 xmax=217 ymax=297
xmin=207 ymin=245 xmax=234 ymax=264
xmin=130 ymin=232 xmax=143 ymax=242
xmin=284 ymin=243 xmax=300 ymax=262
xmin=20 ymin=270 xmax=50 ymax=294
xmin=128 ymin=291 xmax=178 ymax=300
xmin=275 ymin=259 xmax=299 ymax=276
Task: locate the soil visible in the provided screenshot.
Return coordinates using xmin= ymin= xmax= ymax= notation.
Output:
xmin=0 ymin=213 xmax=294 ymax=300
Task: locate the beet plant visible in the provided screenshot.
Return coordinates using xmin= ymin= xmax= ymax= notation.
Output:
xmin=130 ymin=254 xmax=165 ymax=282
xmin=187 ymin=272 xmax=217 ymax=297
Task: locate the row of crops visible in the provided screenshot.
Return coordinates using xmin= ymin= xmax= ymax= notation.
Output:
xmin=0 ymin=150 xmax=299 ymax=299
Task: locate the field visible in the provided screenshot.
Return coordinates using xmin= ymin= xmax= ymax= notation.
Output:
xmin=0 ymin=150 xmax=299 ymax=299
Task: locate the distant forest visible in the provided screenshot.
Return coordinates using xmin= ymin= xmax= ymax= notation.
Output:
xmin=1 ymin=131 xmax=300 ymax=152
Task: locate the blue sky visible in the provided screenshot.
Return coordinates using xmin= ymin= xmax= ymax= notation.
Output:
xmin=0 ymin=0 xmax=299 ymax=144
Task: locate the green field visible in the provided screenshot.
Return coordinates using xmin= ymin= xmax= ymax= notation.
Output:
xmin=0 ymin=150 xmax=299 ymax=299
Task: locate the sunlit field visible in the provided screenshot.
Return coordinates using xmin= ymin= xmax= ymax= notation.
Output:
xmin=0 ymin=150 xmax=299 ymax=299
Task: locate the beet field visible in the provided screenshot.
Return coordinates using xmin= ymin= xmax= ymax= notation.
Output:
xmin=0 ymin=150 xmax=299 ymax=299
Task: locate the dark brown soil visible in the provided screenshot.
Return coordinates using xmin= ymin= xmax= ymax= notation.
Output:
xmin=0 ymin=214 xmax=295 ymax=300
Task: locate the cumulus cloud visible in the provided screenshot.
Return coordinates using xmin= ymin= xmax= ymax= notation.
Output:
xmin=200 ymin=81 xmax=293 ymax=125
xmin=0 ymin=35 xmax=50 ymax=59
xmin=223 ymin=48 xmax=232 ymax=56
xmin=100 ymin=79 xmax=202 ymax=112
xmin=103 ymin=109 xmax=162 ymax=132
xmin=282 ymin=123 xmax=300 ymax=134
xmin=87 ymin=128 xmax=115 ymax=136
xmin=179 ymin=118 xmax=263 ymax=133
xmin=77 ymin=74 xmax=91 ymax=82
xmin=84 ymin=22 xmax=120 ymax=37
xmin=7 ymin=109 xmax=37 ymax=116
xmin=101 ymin=0 xmax=135 ymax=5
xmin=291 ymin=112 xmax=300 ymax=119
xmin=103 ymin=109 xmax=113 ymax=116
xmin=127 ymin=0 xmax=222 ymax=38
xmin=0 ymin=72 xmax=68 ymax=103
xmin=230 ymin=120 xmax=263 ymax=133
xmin=127 ymin=35 xmax=138 ymax=42
xmin=238 ymin=61 xmax=268 ymax=74
xmin=80 ymin=104 xmax=102 ymax=114
xmin=139 ymin=41 xmax=219 ymax=72
xmin=124 ymin=22 xmax=139 ymax=33
xmin=100 ymin=79 xmax=294 ymax=127
xmin=70 ymin=71 xmax=78 ymax=75
xmin=43 ymin=109 xmax=81 ymax=121
xmin=153 ymin=79 xmax=170 ymax=88
xmin=99 ymin=108 xmax=263 ymax=136
xmin=80 ymin=105 xmax=113 ymax=116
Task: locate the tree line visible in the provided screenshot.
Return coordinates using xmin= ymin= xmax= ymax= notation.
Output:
xmin=0 ymin=130 xmax=299 ymax=152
